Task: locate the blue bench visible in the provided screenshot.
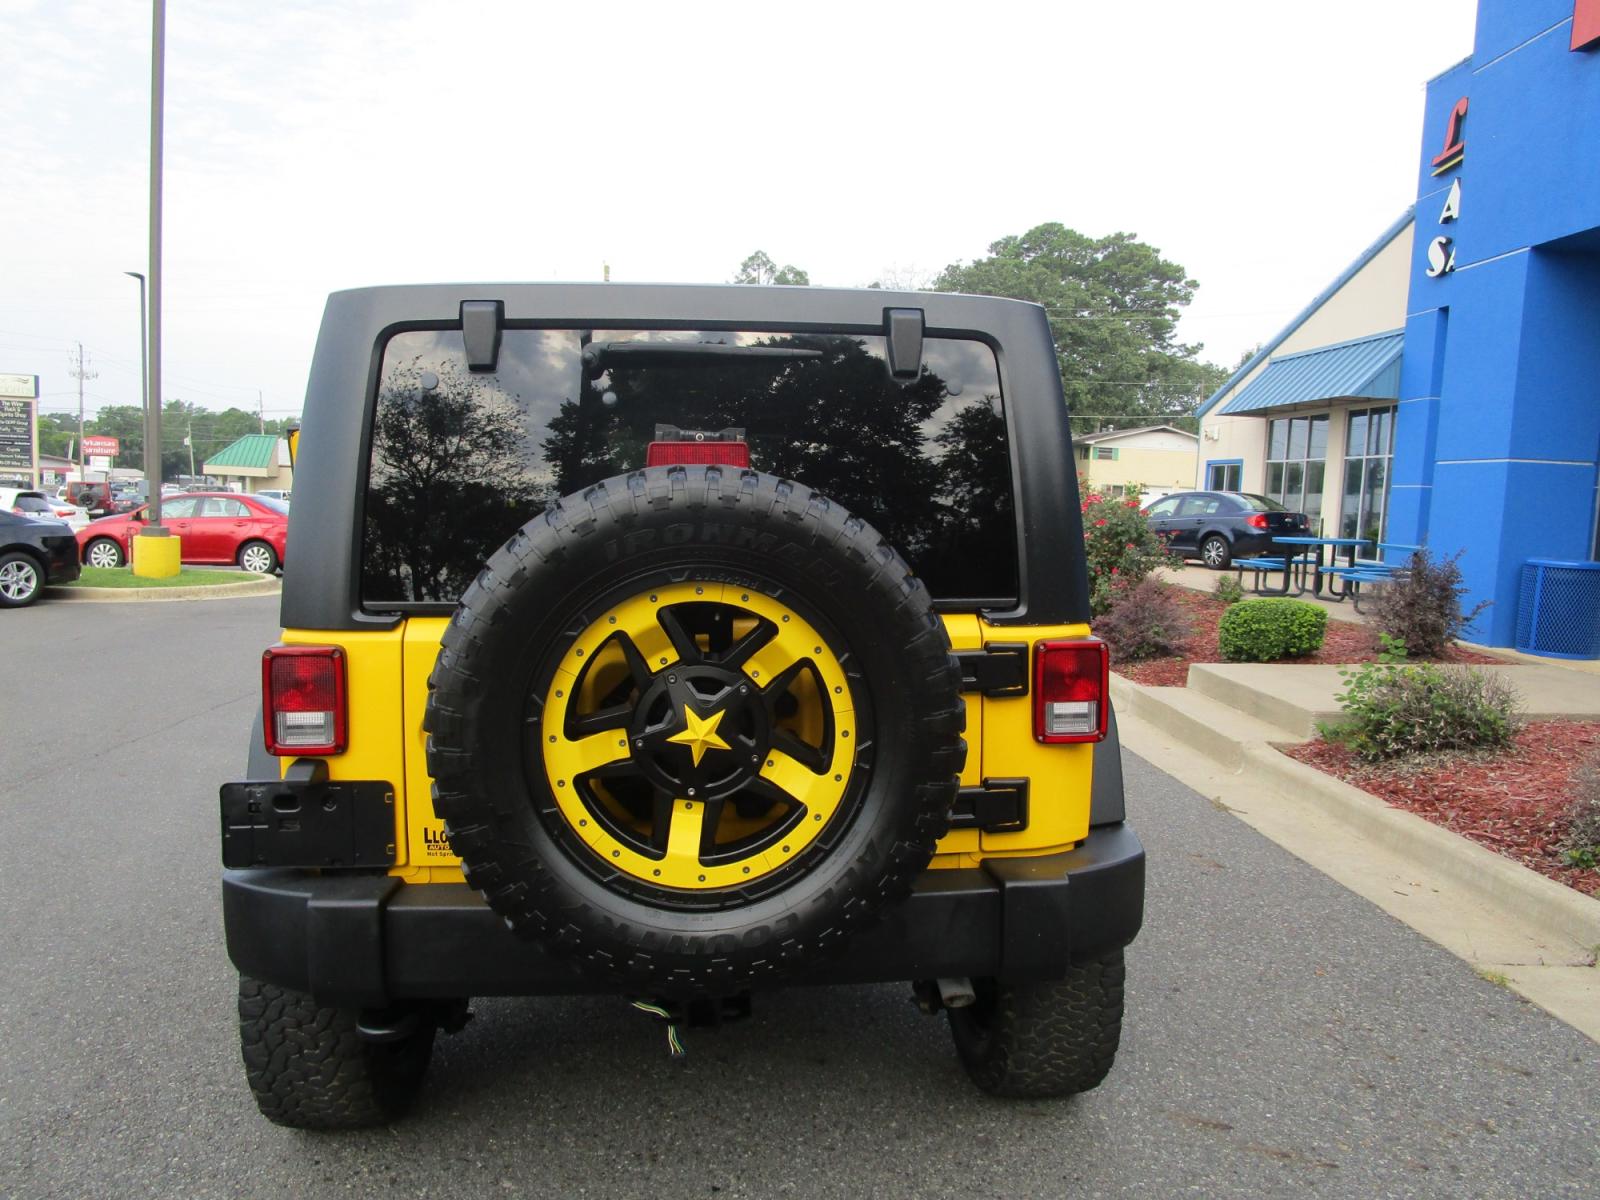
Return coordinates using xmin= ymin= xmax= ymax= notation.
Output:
xmin=1322 ymin=565 xmax=1403 ymax=610
xmin=1236 ymin=555 xmax=1317 ymax=595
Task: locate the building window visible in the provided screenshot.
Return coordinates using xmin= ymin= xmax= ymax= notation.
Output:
xmin=1340 ymin=406 xmax=1395 ymax=545
xmin=1265 ymin=415 xmax=1327 ymax=522
xmin=1206 ymin=460 xmax=1242 ymax=490
xmin=1094 ymin=446 xmax=1117 ymax=461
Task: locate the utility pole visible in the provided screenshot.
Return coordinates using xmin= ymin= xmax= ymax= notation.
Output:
xmin=257 ymin=389 xmax=264 ymax=433
xmin=69 ymin=342 xmax=97 ymax=488
xmin=186 ymin=413 xmax=195 ymax=480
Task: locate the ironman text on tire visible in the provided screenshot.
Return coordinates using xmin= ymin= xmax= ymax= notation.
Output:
xmin=426 ymin=466 xmax=965 ymax=997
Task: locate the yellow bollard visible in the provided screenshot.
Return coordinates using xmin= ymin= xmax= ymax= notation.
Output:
xmin=132 ymin=532 xmax=182 ymax=579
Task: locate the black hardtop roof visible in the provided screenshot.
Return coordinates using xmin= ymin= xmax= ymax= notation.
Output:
xmin=283 ymin=282 xmax=1090 ymax=631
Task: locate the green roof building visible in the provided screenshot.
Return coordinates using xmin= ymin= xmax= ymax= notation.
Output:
xmin=202 ymin=433 xmax=293 ymax=494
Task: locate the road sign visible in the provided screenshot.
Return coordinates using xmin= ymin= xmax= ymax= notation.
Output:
xmin=0 ymin=397 xmax=32 ymax=470
xmin=83 ymin=435 xmax=121 ymax=458
xmin=0 ymin=374 xmax=39 ymax=399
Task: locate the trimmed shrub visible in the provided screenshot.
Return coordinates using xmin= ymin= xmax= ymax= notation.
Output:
xmin=1097 ymin=577 xmax=1190 ymax=663
xmin=1365 ymin=548 xmax=1490 ymax=658
xmin=1217 ymin=598 xmax=1327 ymax=662
xmin=1212 ymin=574 xmax=1245 ymax=605
xmin=1324 ymin=662 xmax=1521 ymax=763
xmin=1559 ymin=754 xmax=1600 ymax=870
xmin=1080 ymin=489 xmax=1175 ymax=615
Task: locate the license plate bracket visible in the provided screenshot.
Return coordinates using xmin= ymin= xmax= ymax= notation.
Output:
xmin=220 ymin=779 xmax=396 ymax=869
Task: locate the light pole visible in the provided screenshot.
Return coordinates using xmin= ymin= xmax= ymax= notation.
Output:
xmin=123 ymin=271 xmax=157 ymax=515
xmin=145 ymin=0 xmax=167 ymax=533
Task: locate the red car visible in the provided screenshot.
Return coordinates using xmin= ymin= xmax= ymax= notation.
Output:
xmin=77 ymin=492 xmax=288 ymax=573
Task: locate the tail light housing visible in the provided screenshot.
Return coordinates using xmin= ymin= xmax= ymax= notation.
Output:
xmin=1246 ymin=513 xmax=1268 ymax=529
xmin=1034 ymin=639 xmax=1109 ymax=743
xmin=646 ymin=440 xmax=751 ymax=468
xmin=262 ymin=645 xmax=347 ymax=755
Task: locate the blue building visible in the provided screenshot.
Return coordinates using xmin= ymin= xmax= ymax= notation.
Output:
xmin=1387 ymin=0 xmax=1600 ymax=646
xmin=1197 ymin=0 xmax=1600 ymax=649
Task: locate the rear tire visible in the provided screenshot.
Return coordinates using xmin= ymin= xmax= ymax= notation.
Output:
xmin=1200 ymin=534 xmax=1231 ymax=570
xmin=238 ymin=540 xmax=278 ymax=574
xmin=0 ymin=551 xmax=43 ymax=607
xmin=237 ymin=975 xmax=435 ymax=1129
xmin=948 ymin=951 xmax=1126 ymax=1098
xmin=84 ymin=538 xmax=124 ymax=569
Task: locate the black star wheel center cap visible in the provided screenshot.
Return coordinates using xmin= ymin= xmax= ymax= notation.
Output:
xmin=629 ymin=665 xmax=771 ymax=800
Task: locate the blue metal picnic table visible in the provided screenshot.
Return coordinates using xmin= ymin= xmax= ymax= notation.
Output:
xmin=1253 ymin=535 xmax=1372 ymax=596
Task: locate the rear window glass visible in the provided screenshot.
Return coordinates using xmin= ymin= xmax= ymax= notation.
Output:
xmin=11 ymin=495 xmax=50 ymax=513
xmin=361 ymin=329 xmax=1017 ymax=607
xmin=1235 ymin=493 xmax=1289 ymax=512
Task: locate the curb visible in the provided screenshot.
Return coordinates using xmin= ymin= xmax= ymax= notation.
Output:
xmin=1110 ymin=672 xmax=1600 ymax=953
xmin=52 ymin=576 xmax=282 ymax=603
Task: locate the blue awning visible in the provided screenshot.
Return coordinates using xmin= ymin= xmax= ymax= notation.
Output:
xmin=1219 ymin=330 xmax=1404 ymax=415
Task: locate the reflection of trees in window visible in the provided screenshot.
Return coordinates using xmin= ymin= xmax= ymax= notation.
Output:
xmin=929 ymin=398 xmax=1018 ymax=596
xmin=364 ymin=356 xmax=544 ymax=602
xmin=541 ymin=335 xmax=949 ymax=561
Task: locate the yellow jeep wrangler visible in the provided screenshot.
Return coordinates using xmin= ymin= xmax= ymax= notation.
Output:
xmin=221 ymin=285 xmax=1144 ymax=1128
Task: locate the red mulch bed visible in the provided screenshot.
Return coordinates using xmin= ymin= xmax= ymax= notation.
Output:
xmin=1286 ymin=722 xmax=1600 ymax=897
xmin=1114 ymin=587 xmax=1499 ymax=687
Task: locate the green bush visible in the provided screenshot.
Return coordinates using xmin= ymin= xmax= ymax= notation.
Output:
xmin=1212 ymin=574 xmax=1245 ymax=605
xmin=1324 ymin=662 xmax=1521 ymax=763
xmin=1096 ymin=577 xmax=1190 ymax=663
xmin=1217 ymin=598 xmax=1327 ymax=662
xmin=1079 ymin=486 xmax=1175 ymax=615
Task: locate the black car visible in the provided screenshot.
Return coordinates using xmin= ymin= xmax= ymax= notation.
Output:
xmin=0 ymin=510 xmax=81 ymax=607
xmin=1142 ymin=490 xmax=1310 ymax=569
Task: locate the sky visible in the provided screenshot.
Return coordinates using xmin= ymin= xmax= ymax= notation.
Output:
xmin=1 ymin=0 xmax=1481 ymax=429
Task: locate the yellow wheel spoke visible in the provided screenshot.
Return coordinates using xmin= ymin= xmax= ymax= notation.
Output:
xmin=760 ymin=748 xmax=825 ymax=807
xmin=662 ymin=799 xmax=707 ymax=876
xmin=741 ymin=637 xmax=805 ymax=688
xmin=552 ymin=731 xmax=631 ymax=779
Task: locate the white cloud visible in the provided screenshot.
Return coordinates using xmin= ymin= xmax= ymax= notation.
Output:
xmin=4 ymin=0 xmax=1478 ymax=428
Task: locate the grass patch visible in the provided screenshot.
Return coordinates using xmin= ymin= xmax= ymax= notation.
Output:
xmin=64 ymin=566 xmax=257 ymax=589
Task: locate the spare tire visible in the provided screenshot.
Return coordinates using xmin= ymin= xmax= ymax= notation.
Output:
xmin=425 ymin=466 xmax=964 ymax=996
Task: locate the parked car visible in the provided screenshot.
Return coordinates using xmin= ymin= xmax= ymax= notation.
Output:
xmin=77 ymin=491 xmax=288 ymax=573
xmin=254 ymin=489 xmax=291 ymax=504
xmin=1142 ymin=490 xmax=1311 ymax=569
xmin=0 ymin=509 xmax=81 ymax=606
xmin=64 ymin=481 xmax=116 ymax=517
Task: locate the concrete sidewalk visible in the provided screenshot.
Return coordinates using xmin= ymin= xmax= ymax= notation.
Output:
xmin=1187 ymin=661 xmax=1600 ymax=738
xmin=1111 ymin=658 xmax=1600 ymax=1044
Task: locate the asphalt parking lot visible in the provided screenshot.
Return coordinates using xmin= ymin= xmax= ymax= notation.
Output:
xmin=2 ymin=595 xmax=1596 ymax=1199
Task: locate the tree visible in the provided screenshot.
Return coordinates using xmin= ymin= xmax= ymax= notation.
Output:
xmin=36 ymin=412 xmax=76 ymax=458
xmin=732 ymin=250 xmax=810 ymax=287
xmin=932 ymin=224 xmax=1227 ymax=434
xmin=364 ymin=356 xmax=542 ymax=601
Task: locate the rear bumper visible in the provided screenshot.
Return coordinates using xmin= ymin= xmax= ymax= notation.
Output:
xmin=222 ymin=824 xmax=1145 ymax=1006
xmin=41 ymin=536 xmax=80 ymax=584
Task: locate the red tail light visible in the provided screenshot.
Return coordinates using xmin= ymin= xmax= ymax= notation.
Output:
xmin=1034 ymin=639 xmax=1109 ymax=743
xmin=646 ymin=440 xmax=751 ymax=468
xmin=262 ymin=645 xmax=347 ymax=755
xmin=1246 ymin=513 xmax=1268 ymax=529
